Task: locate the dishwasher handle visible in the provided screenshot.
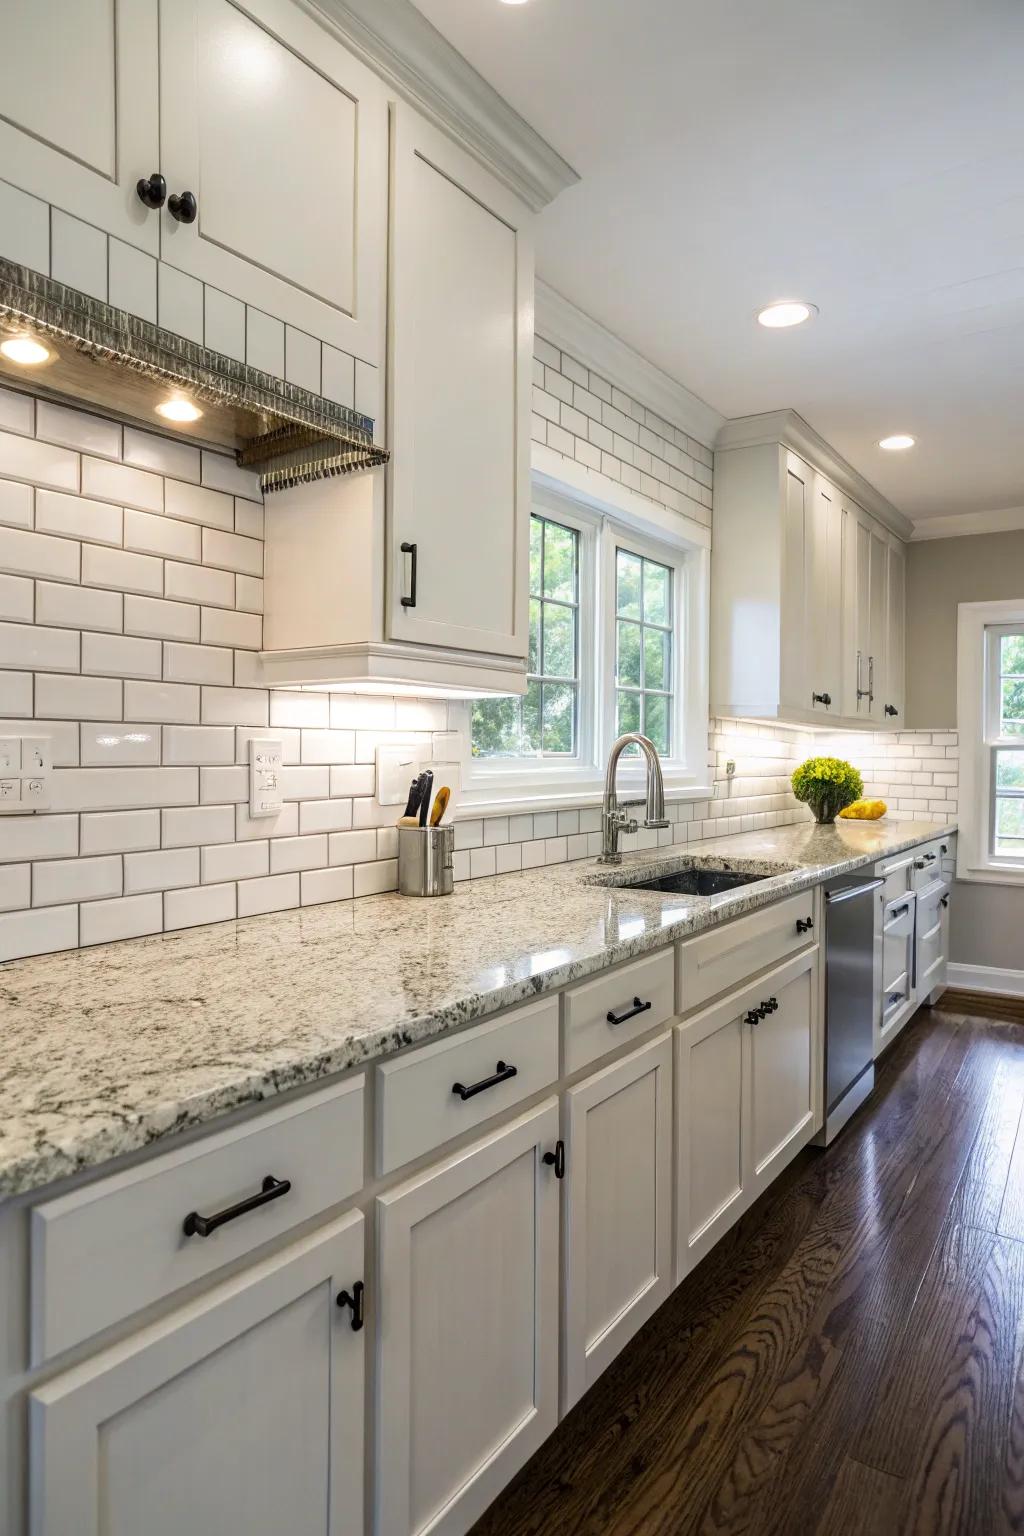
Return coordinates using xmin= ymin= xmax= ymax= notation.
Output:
xmin=825 ymin=877 xmax=885 ymax=906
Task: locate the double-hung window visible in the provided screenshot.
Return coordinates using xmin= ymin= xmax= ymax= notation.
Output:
xmin=467 ymin=485 xmax=710 ymax=809
xmin=957 ymin=600 xmax=1024 ymax=882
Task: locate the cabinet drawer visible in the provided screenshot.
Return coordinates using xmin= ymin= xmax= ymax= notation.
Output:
xmin=563 ymin=949 xmax=675 ymax=1074
xmin=376 ymin=996 xmax=559 ymax=1175
xmin=876 ymin=851 xmax=914 ymax=904
xmin=917 ymin=882 xmax=948 ymax=993
xmin=911 ymin=840 xmax=946 ymax=891
xmin=881 ymin=891 xmax=915 ymax=1018
xmin=30 ymin=1075 xmax=364 ymax=1365
xmin=678 ymin=890 xmax=817 ymax=1013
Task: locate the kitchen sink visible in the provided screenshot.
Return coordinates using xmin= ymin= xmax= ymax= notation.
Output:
xmin=622 ymin=867 xmax=770 ymax=896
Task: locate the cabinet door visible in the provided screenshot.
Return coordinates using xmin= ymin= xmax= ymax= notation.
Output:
xmin=387 ymin=103 xmax=533 ymax=659
xmin=0 ymin=0 xmax=159 ymax=254
xmin=779 ymin=451 xmax=811 ymax=710
xmin=376 ymin=1100 xmax=559 ymax=1536
xmin=805 ymin=472 xmax=844 ymax=716
xmin=849 ymin=509 xmax=889 ymax=723
xmin=158 ymin=0 xmax=386 ymax=361
xmin=878 ymin=890 xmax=916 ymax=1053
xmin=562 ymin=1034 xmax=673 ymax=1411
xmin=916 ymin=881 xmax=949 ymax=1002
xmin=883 ymin=540 xmax=906 ymax=724
xmin=675 ymin=992 xmax=747 ymax=1280
xmin=747 ymin=960 xmax=816 ymax=1199
xmin=30 ymin=1212 xmax=365 ymax=1536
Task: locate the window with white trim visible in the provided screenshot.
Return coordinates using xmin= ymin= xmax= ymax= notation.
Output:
xmin=956 ymin=599 xmax=1024 ymax=884
xmin=467 ymin=485 xmax=710 ymax=809
xmin=989 ymin=626 xmax=1024 ymax=858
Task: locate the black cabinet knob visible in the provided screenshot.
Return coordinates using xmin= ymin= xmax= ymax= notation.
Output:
xmin=168 ymin=190 xmax=198 ymax=224
xmin=812 ymin=691 xmax=832 ymax=709
xmin=884 ymin=704 xmax=899 ymax=718
xmin=745 ymin=1009 xmax=761 ymax=1026
xmin=136 ymin=172 xmax=166 ymax=209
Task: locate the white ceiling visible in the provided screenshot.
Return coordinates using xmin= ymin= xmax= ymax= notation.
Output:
xmin=411 ymin=0 xmax=1024 ymax=526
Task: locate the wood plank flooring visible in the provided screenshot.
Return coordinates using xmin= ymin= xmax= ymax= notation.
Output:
xmin=470 ymin=1004 xmax=1024 ymax=1536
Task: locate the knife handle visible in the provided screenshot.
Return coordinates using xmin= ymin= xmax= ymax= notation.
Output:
xmin=429 ymin=786 xmax=450 ymax=826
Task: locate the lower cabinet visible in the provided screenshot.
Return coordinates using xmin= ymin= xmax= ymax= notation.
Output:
xmin=877 ymin=890 xmax=917 ymax=1054
xmin=916 ymin=880 xmax=950 ymax=1003
xmin=375 ymin=1100 xmax=560 ymax=1536
xmin=29 ymin=1211 xmax=365 ymax=1536
xmin=562 ymin=1032 xmax=673 ymax=1412
xmin=675 ymin=948 xmax=818 ymax=1281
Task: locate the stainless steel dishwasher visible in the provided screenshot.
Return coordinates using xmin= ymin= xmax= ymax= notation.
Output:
xmin=816 ymin=873 xmax=885 ymax=1145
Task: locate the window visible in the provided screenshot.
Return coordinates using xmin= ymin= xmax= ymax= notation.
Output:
xmin=614 ymin=548 xmax=673 ymax=755
xmin=991 ymin=629 xmax=1024 ymax=857
xmin=472 ymin=515 xmax=580 ymax=758
xmin=957 ymin=600 xmax=1024 ymax=883
xmin=465 ymin=484 xmax=710 ymax=810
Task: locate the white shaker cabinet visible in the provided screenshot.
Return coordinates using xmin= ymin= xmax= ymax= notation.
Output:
xmin=676 ymin=949 xmax=818 ymax=1281
xmin=0 ymin=0 xmax=160 ymax=254
xmin=29 ymin=1211 xmax=366 ymax=1536
xmin=159 ymin=0 xmax=387 ymax=362
xmin=375 ymin=1101 xmax=559 ymax=1536
xmin=386 ymin=103 xmax=534 ymax=660
xmin=883 ymin=538 xmax=907 ymax=724
xmin=846 ymin=503 xmax=889 ymax=725
xmin=804 ymin=469 xmax=845 ymax=718
xmin=561 ymin=1033 xmax=673 ymax=1412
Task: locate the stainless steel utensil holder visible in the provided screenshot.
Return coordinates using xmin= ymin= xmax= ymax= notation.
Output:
xmin=398 ymin=824 xmax=455 ymax=897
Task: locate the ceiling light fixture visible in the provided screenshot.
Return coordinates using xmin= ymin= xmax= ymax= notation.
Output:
xmin=0 ymin=335 xmax=51 ymax=366
xmin=155 ymin=397 xmax=203 ymax=424
xmin=878 ymin=434 xmax=915 ymax=451
xmin=498 ymin=0 xmax=530 ymax=6
xmin=756 ymin=300 xmax=817 ymax=329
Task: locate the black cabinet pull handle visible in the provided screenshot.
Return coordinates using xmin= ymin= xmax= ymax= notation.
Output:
xmin=941 ymin=894 xmax=950 ymax=908
xmin=452 ymin=1060 xmax=517 ymax=1100
xmin=759 ymin=998 xmax=778 ymax=1016
xmin=745 ymin=1009 xmax=761 ymax=1026
xmin=915 ymin=854 xmax=936 ymax=868
xmin=607 ymin=996 xmax=652 ymax=1026
xmin=336 ymin=1280 xmax=364 ymax=1331
xmin=543 ymin=1140 xmax=566 ymax=1179
xmin=884 ymin=704 xmax=899 ymax=717
xmin=940 ymin=844 xmax=948 ymax=855
xmin=890 ymin=903 xmax=910 ymax=919
xmin=136 ymin=172 xmax=166 ymax=209
xmin=887 ymin=991 xmax=904 ymax=1006
xmin=796 ymin=917 xmax=814 ymax=934
xmin=812 ymin=691 xmax=832 ymax=708
xmin=182 ymin=1174 xmax=290 ymax=1238
xmin=400 ymin=541 xmax=417 ymax=607
xmin=168 ymin=190 xmax=198 ymax=224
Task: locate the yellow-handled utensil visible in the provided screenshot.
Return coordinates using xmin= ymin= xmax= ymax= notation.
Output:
xmin=429 ymin=786 xmax=451 ymax=826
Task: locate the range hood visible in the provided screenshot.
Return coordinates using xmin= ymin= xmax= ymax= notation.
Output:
xmin=0 ymin=259 xmax=388 ymax=492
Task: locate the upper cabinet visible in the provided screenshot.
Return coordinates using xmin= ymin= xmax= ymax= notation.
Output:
xmin=386 ymin=104 xmax=533 ymax=659
xmin=0 ymin=0 xmax=160 ymax=253
xmin=158 ymin=0 xmax=387 ymax=361
xmin=712 ymin=415 xmax=912 ymax=730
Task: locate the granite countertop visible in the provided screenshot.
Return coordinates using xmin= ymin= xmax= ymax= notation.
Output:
xmin=0 ymin=818 xmax=954 ymax=1200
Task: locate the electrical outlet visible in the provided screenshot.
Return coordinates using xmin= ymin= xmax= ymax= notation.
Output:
xmin=0 ymin=738 xmax=20 ymax=775
xmin=249 ymin=737 xmax=283 ymax=818
xmin=376 ymin=742 xmax=425 ymax=806
xmin=0 ymin=778 xmax=20 ymax=805
xmin=22 ymin=775 xmax=49 ymax=809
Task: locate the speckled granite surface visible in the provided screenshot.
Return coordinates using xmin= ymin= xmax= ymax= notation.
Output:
xmin=0 ymin=819 xmax=953 ymax=1199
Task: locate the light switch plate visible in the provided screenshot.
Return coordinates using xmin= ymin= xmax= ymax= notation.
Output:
xmin=0 ymin=732 xmax=53 ymax=812
xmin=0 ymin=737 xmax=20 ymax=775
xmin=376 ymin=741 xmax=426 ymax=806
xmin=249 ymin=737 xmax=283 ymax=818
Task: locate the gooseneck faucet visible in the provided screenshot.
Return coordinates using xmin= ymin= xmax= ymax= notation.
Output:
xmin=597 ymin=732 xmax=670 ymax=864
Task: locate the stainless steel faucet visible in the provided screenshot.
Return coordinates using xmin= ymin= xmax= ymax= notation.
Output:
xmin=597 ymin=732 xmax=670 ymax=863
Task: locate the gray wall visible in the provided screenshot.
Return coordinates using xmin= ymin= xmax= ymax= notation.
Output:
xmin=906 ymin=529 xmax=1024 ymax=728
xmin=907 ymin=530 xmax=1024 ymax=977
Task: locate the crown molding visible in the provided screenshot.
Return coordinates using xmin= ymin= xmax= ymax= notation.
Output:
xmin=303 ymin=0 xmax=578 ymax=211
xmin=535 ymin=281 xmax=725 ymax=448
xmin=911 ymin=506 xmax=1024 ymax=541
xmin=715 ymin=409 xmax=914 ymax=542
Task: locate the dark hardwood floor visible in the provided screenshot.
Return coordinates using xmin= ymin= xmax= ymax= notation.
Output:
xmin=471 ymin=1003 xmax=1024 ymax=1536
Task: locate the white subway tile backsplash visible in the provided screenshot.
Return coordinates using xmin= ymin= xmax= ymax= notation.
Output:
xmin=80 ymin=893 xmax=162 ymax=947
xmin=164 ymin=479 xmax=235 ymax=531
xmin=280 ymin=764 xmax=330 ymax=800
xmin=327 ymin=764 xmax=373 ymax=796
xmin=81 ymin=723 xmax=160 ymax=767
xmin=245 ymin=308 xmax=285 ymax=377
xmin=0 ymin=904 xmax=78 ymax=962
xmin=200 ymin=607 xmax=262 ymax=648
xmin=201 ymin=526 xmax=262 ymax=576
xmin=124 ymin=508 xmax=201 ymax=562
xmin=201 ymin=765 xmax=248 ymax=804
xmin=204 ymin=288 xmax=246 ymax=362
xmin=234 ymin=499 xmax=264 ymax=539
xmin=163 ymin=724 xmax=234 ymax=765
xmin=0 ymin=863 xmax=31 ymax=913
xmin=328 ymin=829 xmax=377 ymax=865
xmin=301 ymin=865 xmax=353 ymax=906
xmin=165 ymin=881 xmax=236 ymax=931
xmin=0 ymin=180 xmax=49 ymax=271
xmin=124 ymin=846 xmax=200 ymax=895
xmin=0 ymin=814 xmax=78 ymax=863
xmin=0 ymin=670 xmax=32 ymax=713
xmin=0 ymin=574 xmax=32 ymax=622
xmin=321 ymin=346 xmax=355 ymax=408
xmin=234 ymin=801 xmax=297 ymax=840
xmin=202 ymin=839 xmax=269 ymax=883
xmin=237 ymin=872 xmax=299 ymax=917
xmin=353 ymin=858 xmax=397 ymax=898
xmin=123 ymin=594 xmax=200 ymax=643
xmin=83 ymin=543 xmax=162 ymax=597
xmin=123 ymin=427 xmax=199 ymax=484
xmin=298 ymin=799 xmax=352 ymax=835
xmin=301 ymin=730 xmax=355 ymax=765
xmin=285 ymin=327 xmax=321 ymax=392
xmin=270 ymin=834 xmax=327 ymax=874
xmin=0 ymin=478 xmax=33 ymax=529
xmin=164 ymin=559 xmax=235 ymax=607
xmin=162 ymin=804 xmax=235 ymax=847
xmin=158 ymin=265 xmax=204 ymax=344
xmin=82 ymin=631 xmax=161 ymax=680
xmin=271 ymin=690 xmax=328 ymax=729
xmin=37 ymin=673 xmax=122 ymax=721
xmin=0 ymin=524 xmax=80 ymax=582
xmin=34 ymin=855 xmax=122 ymax=906
xmin=165 ymin=644 xmax=234 ymax=687
xmin=81 ymin=457 xmax=163 ymax=514
xmin=36 ymin=402 xmax=121 ymax=461
xmin=79 ymin=809 xmax=160 ymax=856
xmin=53 ymin=765 xmax=197 ymax=811
xmin=37 ymin=580 xmax=122 ymax=633
xmin=201 ymin=451 xmax=261 ymax=502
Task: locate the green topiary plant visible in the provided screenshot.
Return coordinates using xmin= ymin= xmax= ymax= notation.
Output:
xmin=791 ymin=756 xmax=864 ymax=825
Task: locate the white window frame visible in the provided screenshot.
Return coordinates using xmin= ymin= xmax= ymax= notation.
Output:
xmin=459 ymin=467 xmax=711 ymax=816
xmin=957 ymin=598 xmax=1024 ymax=886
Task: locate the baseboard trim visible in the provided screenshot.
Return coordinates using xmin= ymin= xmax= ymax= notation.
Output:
xmin=947 ymin=963 xmax=1024 ymax=999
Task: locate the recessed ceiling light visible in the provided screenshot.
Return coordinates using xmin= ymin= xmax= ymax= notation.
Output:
xmin=498 ymin=0 xmax=530 ymax=6
xmin=756 ymin=300 xmax=817 ymax=329
xmin=878 ymin=434 xmax=915 ymax=451
xmin=155 ymin=397 xmax=203 ymax=424
xmin=0 ymin=335 xmax=51 ymax=366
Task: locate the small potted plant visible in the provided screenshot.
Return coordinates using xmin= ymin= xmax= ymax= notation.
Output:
xmin=791 ymin=756 xmax=864 ymax=825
